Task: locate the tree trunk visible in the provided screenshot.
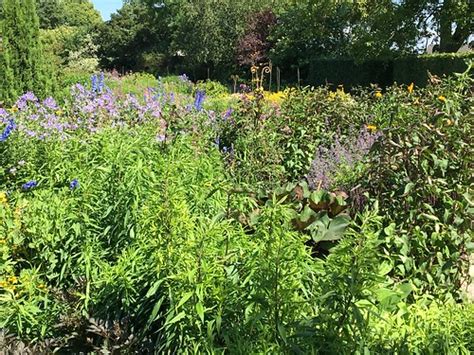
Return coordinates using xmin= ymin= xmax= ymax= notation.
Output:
xmin=438 ymin=0 xmax=470 ymax=52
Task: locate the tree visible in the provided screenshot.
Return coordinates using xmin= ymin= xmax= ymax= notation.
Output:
xmin=271 ymin=1 xmax=356 ymax=67
xmin=37 ymin=0 xmax=66 ymax=29
xmin=98 ymin=2 xmax=170 ymax=73
xmin=400 ymin=0 xmax=473 ymax=52
xmin=237 ymin=9 xmax=277 ymax=66
xmin=61 ymin=0 xmax=102 ymax=28
xmin=0 ymin=0 xmax=54 ymax=103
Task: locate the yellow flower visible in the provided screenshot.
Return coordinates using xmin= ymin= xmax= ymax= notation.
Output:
xmin=0 ymin=192 xmax=7 ymax=205
xmin=407 ymin=82 xmax=414 ymax=94
xmin=55 ymin=110 xmax=63 ymax=116
xmin=264 ymin=91 xmax=286 ymax=104
xmin=375 ymin=91 xmax=383 ymax=98
xmin=367 ymin=124 xmax=377 ymax=132
xmin=7 ymin=276 xmax=17 ymax=284
xmin=327 ymin=91 xmax=337 ymax=101
xmin=9 ymin=106 xmax=18 ymax=113
xmin=446 ymin=119 xmax=453 ymax=126
xmin=438 ymin=95 xmax=446 ymax=103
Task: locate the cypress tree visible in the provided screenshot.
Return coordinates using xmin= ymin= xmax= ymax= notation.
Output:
xmin=0 ymin=0 xmax=54 ymax=104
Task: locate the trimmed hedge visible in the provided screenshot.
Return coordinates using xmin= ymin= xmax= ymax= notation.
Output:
xmin=303 ymin=52 xmax=474 ymax=88
xmin=307 ymin=58 xmax=393 ymax=88
xmin=393 ymin=52 xmax=474 ymax=85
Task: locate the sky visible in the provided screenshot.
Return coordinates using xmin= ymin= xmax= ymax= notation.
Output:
xmin=92 ymin=0 xmax=123 ymax=20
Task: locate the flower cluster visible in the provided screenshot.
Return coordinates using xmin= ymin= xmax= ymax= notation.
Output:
xmin=307 ymin=126 xmax=382 ymax=189
xmin=91 ymin=72 xmax=106 ymax=94
xmin=22 ymin=180 xmax=37 ymax=191
xmin=194 ymin=90 xmax=206 ymax=111
xmin=69 ymin=179 xmax=80 ymax=190
xmin=0 ymin=119 xmax=16 ymax=142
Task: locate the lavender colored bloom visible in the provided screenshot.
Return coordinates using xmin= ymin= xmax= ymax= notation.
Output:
xmin=69 ymin=179 xmax=79 ymax=190
xmin=16 ymin=99 xmax=27 ymax=110
xmin=42 ymin=97 xmax=58 ymax=110
xmin=22 ymin=180 xmax=37 ymax=191
xmin=156 ymin=133 xmax=166 ymax=142
xmin=0 ymin=119 xmax=16 ymax=142
xmin=22 ymin=92 xmax=37 ymax=102
xmin=306 ymin=127 xmax=382 ymax=190
xmin=0 ymin=108 xmax=8 ymax=116
xmin=194 ymin=90 xmax=205 ymax=111
xmin=179 ymin=74 xmax=189 ymax=82
xmin=223 ymin=108 xmax=233 ymax=120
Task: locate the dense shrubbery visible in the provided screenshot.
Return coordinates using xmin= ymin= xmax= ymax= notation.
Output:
xmin=0 ymin=67 xmax=473 ymax=352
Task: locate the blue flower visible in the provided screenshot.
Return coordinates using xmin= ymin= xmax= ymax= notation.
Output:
xmin=194 ymin=90 xmax=205 ymax=111
xmin=22 ymin=180 xmax=37 ymax=191
xmin=0 ymin=119 xmax=16 ymax=142
xmin=69 ymin=179 xmax=79 ymax=190
xmin=91 ymin=74 xmax=98 ymax=93
xmin=98 ymin=72 xmax=105 ymax=93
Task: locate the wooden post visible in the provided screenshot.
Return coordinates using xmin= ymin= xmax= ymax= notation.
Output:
xmin=297 ymin=67 xmax=301 ymax=87
xmin=277 ymin=67 xmax=281 ymax=92
xmin=269 ymin=61 xmax=272 ymax=91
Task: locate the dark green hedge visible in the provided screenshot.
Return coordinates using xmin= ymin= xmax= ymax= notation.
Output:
xmin=303 ymin=52 xmax=474 ymax=88
xmin=393 ymin=52 xmax=474 ymax=85
xmin=307 ymin=58 xmax=393 ymax=88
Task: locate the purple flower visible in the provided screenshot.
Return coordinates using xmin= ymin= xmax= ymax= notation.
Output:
xmin=156 ymin=133 xmax=166 ymax=143
xmin=223 ymin=108 xmax=233 ymax=120
xmin=179 ymin=74 xmax=189 ymax=82
xmin=42 ymin=97 xmax=58 ymax=110
xmin=22 ymin=92 xmax=37 ymax=102
xmin=22 ymin=180 xmax=37 ymax=191
xmin=69 ymin=179 xmax=79 ymax=190
xmin=306 ymin=127 xmax=382 ymax=190
xmin=0 ymin=119 xmax=16 ymax=142
xmin=194 ymin=90 xmax=205 ymax=111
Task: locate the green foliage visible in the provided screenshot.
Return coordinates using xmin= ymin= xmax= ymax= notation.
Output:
xmin=359 ymin=64 xmax=474 ymax=299
xmin=98 ymin=2 xmax=167 ymax=73
xmin=0 ymin=69 xmax=473 ymax=352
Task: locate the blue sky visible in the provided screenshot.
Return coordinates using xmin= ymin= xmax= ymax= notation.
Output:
xmin=92 ymin=0 xmax=123 ymax=20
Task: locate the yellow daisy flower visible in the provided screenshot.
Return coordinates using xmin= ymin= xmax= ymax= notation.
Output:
xmin=0 ymin=192 xmax=7 ymax=205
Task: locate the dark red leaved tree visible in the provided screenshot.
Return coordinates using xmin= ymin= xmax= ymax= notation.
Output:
xmin=236 ymin=9 xmax=277 ymax=67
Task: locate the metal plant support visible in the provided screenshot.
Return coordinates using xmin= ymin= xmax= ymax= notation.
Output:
xmin=251 ymin=62 xmax=272 ymax=91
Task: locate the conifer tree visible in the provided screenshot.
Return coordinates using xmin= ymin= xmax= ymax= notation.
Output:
xmin=0 ymin=0 xmax=54 ymax=104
